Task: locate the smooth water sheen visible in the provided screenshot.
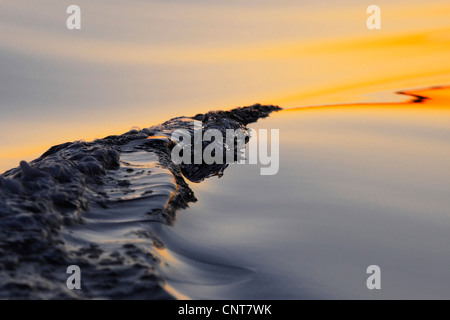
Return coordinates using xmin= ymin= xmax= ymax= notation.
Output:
xmin=0 ymin=105 xmax=279 ymax=299
xmin=0 ymin=0 xmax=450 ymax=300
xmin=159 ymin=87 xmax=450 ymax=299
xmin=1 ymin=0 xmax=450 ymax=171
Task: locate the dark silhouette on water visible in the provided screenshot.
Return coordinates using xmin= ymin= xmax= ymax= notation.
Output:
xmin=0 ymin=104 xmax=280 ymax=299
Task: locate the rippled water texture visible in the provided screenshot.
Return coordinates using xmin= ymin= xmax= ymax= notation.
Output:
xmin=1 ymin=88 xmax=449 ymax=299
xmin=166 ymin=87 xmax=450 ymax=299
xmin=0 ymin=105 xmax=280 ymax=299
xmin=0 ymin=0 xmax=449 ymax=299
xmin=1 ymin=0 xmax=450 ymax=170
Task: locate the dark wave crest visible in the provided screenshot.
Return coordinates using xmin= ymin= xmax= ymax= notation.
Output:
xmin=0 ymin=104 xmax=280 ymax=299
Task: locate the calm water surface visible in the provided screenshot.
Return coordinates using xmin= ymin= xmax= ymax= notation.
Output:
xmin=1 ymin=1 xmax=450 ymax=299
xmin=158 ymin=88 xmax=450 ymax=299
